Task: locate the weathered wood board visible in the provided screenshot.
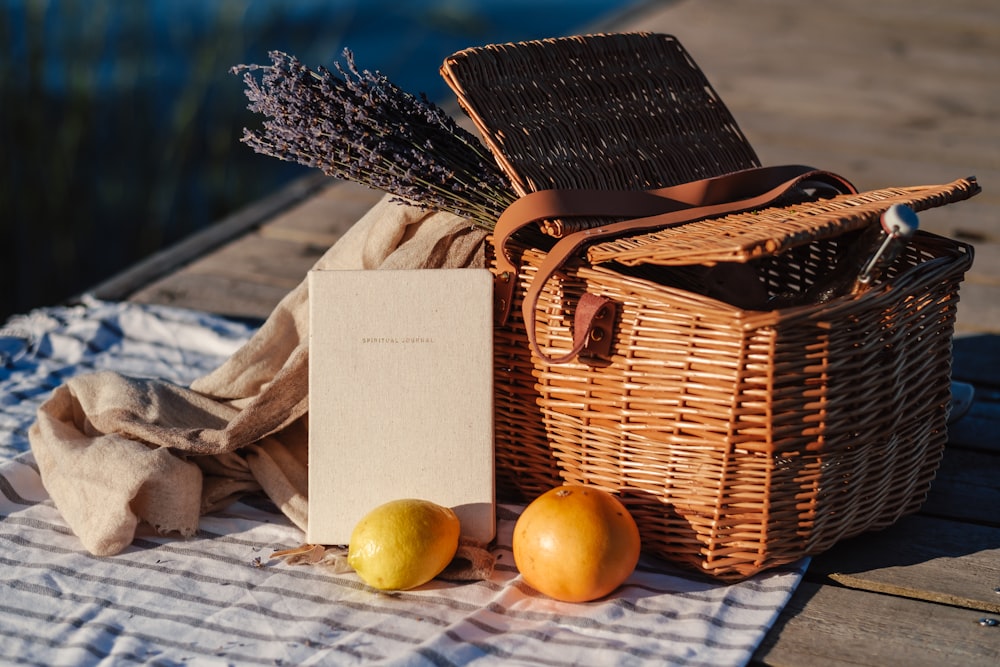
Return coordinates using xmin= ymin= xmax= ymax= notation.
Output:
xmin=753 ymin=581 xmax=1000 ymax=667
xmin=809 ymin=515 xmax=1000 ymax=613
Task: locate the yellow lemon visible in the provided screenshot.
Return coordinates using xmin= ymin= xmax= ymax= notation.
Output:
xmin=347 ymin=498 xmax=461 ymax=591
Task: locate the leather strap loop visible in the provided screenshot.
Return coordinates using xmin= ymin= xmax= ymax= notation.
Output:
xmin=492 ymin=165 xmax=857 ymax=365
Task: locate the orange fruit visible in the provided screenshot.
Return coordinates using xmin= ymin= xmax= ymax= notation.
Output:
xmin=512 ymin=485 xmax=641 ymax=602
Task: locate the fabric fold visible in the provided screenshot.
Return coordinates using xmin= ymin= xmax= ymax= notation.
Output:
xmin=28 ymin=194 xmax=487 ymax=555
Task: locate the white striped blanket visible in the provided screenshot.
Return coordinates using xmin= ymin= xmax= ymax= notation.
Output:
xmin=0 ymin=298 xmax=805 ymax=666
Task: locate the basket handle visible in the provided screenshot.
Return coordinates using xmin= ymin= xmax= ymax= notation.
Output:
xmin=492 ymin=165 xmax=857 ymax=364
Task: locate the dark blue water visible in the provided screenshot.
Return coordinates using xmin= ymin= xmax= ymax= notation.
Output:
xmin=1 ymin=0 xmax=638 ymax=321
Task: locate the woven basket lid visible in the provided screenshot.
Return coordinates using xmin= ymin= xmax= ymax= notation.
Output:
xmin=442 ymin=32 xmax=978 ymax=262
xmin=442 ymin=32 xmax=760 ymax=237
xmin=585 ymin=178 xmax=980 ymax=266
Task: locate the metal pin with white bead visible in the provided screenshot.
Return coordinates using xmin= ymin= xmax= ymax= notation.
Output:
xmin=857 ymin=203 xmax=920 ymax=285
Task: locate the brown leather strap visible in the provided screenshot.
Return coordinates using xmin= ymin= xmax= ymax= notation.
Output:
xmin=492 ymin=165 xmax=857 ymax=364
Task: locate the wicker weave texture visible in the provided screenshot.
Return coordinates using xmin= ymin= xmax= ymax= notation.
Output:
xmin=444 ymin=32 xmax=976 ymax=579
xmin=587 ymin=178 xmax=980 ymax=266
xmin=492 ymin=229 xmax=971 ymax=579
xmin=442 ymin=33 xmax=759 ymax=236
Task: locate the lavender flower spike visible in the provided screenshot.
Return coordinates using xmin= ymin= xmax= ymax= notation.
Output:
xmin=231 ymin=50 xmax=514 ymax=229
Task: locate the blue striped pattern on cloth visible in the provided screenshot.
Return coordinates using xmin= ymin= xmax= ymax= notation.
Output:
xmin=0 ymin=298 xmax=805 ymax=666
xmin=0 ymin=297 xmax=257 ymax=462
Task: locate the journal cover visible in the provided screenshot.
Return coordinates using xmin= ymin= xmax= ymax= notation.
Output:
xmin=307 ymin=268 xmax=495 ymax=545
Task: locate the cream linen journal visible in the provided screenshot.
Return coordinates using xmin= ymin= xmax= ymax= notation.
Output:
xmin=307 ymin=268 xmax=495 ymax=545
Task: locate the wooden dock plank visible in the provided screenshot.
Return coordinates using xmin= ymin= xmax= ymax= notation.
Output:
xmin=949 ymin=285 xmax=1000 ymax=336
xmin=130 ymin=177 xmax=383 ymax=319
xmin=624 ymin=0 xmax=1000 ymax=199
xmin=921 ymin=447 xmax=1000 ymax=523
xmin=127 ymin=180 xmax=382 ymax=320
xmin=259 ymin=180 xmax=383 ymax=247
xmin=953 ymin=334 xmax=1000 ymax=389
xmin=753 ymin=581 xmax=1000 ymax=667
xmin=948 ymin=402 xmax=1000 ymax=454
xmin=808 ymin=515 xmax=1000 ymax=613
xmin=86 ymin=172 xmax=331 ymax=306
xmin=128 ymin=271 xmax=292 ymax=321
xmin=958 ymin=241 xmax=1000 ymax=284
xmin=178 ymin=233 xmax=327 ymax=289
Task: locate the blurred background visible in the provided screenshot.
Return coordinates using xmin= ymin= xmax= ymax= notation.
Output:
xmin=0 ymin=0 xmax=643 ymax=323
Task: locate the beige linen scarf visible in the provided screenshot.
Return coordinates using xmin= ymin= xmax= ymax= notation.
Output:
xmin=29 ymin=195 xmax=487 ymax=558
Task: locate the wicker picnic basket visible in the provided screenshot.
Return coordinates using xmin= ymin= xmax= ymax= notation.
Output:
xmin=440 ymin=33 xmax=978 ymax=579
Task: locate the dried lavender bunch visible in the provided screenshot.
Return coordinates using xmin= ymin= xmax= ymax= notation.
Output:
xmin=232 ymin=50 xmax=515 ymax=229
